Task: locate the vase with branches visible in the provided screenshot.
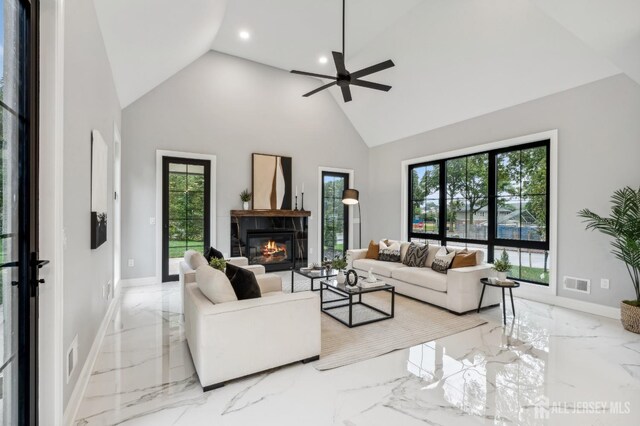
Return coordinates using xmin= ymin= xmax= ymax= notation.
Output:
xmin=578 ymin=186 xmax=640 ymax=333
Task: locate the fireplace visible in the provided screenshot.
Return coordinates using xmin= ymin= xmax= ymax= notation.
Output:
xmin=246 ymin=230 xmax=295 ymax=271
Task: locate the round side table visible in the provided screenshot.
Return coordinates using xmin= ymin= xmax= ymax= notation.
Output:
xmin=478 ymin=278 xmax=520 ymax=324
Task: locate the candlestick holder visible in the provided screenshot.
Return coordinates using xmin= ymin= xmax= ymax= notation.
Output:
xmin=294 ymin=195 xmax=299 ymax=211
xmin=300 ymin=192 xmax=306 ymax=211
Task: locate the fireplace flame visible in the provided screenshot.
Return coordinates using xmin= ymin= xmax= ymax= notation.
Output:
xmin=262 ymin=240 xmax=287 ymax=258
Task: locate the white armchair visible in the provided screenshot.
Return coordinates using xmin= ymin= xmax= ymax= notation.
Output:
xmin=183 ymin=266 xmax=321 ymax=391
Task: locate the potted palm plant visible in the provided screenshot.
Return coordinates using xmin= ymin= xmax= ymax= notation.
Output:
xmin=240 ymin=189 xmax=252 ymax=210
xmin=578 ymin=186 xmax=640 ymax=334
xmin=493 ymin=249 xmax=512 ymax=281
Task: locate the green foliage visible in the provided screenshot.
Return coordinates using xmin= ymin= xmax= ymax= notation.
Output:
xmin=209 ymin=258 xmax=226 ymax=272
xmin=493 ymin=249 xmax=512 ymax=272
xmin=322 ymin=176 xmax=346 ymax=257
xmin=330 ymin=253 xmax=348 ymax=270
xmin=578 ymin=186 xmax=640 ymax=303
xmin=240 ymin=189 xmax=252 ymax=202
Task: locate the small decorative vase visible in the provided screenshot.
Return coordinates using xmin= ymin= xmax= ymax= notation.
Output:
xmin=621 ymin=301 xmax=640 ymax=334
xmin=497 ymin=271 xmax=507 ymax=281
xmin=243 ymin=201 xmax=249 ymax=210
xmin=336 ymin=270 xmax=346 ymax=284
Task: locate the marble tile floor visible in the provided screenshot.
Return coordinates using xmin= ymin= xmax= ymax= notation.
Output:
xmin=74 ymin=274 xmax=640 ymax=425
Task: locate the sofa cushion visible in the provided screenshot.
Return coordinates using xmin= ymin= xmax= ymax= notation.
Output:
xmin=185 ymin=250 xmax=208 ymax=270
xmin=365 ymin=240 xmax=379 ymax=259
xmin=402 ymin=242 xmax=429 ymax=267
xmin=225 ymin=263 xmax=261 ymax=300
xmin=424 ymin=245 xmax=441 ymax=268
xmin=392 ymin=267 xmax=448 ymax=292
xmin=352 ymin=258 xmax=407 ymax=278
xmin=196 ymin=265 xmax=238 ymax=304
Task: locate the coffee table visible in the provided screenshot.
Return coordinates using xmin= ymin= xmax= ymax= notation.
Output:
xmin=290 ymin=268 xmax=337 ymax=293
xmin=320 ymin=279 xmax=395 ymax=328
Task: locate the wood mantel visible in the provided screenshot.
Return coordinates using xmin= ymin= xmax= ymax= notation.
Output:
xmin=230 ymin=209 xmax=311 ymax=218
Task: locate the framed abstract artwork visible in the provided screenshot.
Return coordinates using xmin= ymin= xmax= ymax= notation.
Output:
xmin=252 ymin=153 xmax=292 ymax=210
xmin=91 ymin=130 xmax=108 ymax=249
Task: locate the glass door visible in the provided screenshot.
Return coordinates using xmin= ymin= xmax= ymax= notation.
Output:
xmin=1 ymin=0 xmax=41 ymax=423
xmin=321 ymin=172 xmax=349 ymax=261
xmin=162 ymin=157 xmax=211 ymax=282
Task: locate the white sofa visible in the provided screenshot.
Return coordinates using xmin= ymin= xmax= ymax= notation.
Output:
xmin=347 ymin=243 xmax=501 ymax=314
xmin=183 ymin=257 xmax=321 ymax=391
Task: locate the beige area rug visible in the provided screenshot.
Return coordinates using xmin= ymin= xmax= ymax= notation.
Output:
xmin=314 ymin=291 xmax=487 ymax=370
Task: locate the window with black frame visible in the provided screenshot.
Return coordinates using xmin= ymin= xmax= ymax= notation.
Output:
xmin=321 ymin=172 xmax=349 ymax=261
xmin=408 ymin=140 xmax=550 ymax=285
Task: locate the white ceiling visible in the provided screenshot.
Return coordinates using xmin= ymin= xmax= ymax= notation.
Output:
xmin=93 ymin=0 xmax=227 ymax=108
xmin=94 ymin=0 xmax=638 ymax=146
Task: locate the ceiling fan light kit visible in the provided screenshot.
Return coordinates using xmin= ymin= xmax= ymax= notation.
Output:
xmin=290 ymin=0 xmax=395 ymax=103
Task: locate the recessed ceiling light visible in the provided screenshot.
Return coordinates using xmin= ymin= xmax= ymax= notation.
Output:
xmin=239 ymin=30 xmax=251 ymax=40
xmin=318 ymin=56 xmax=328 ymax=64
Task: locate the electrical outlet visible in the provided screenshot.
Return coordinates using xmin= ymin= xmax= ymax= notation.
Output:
xmin=128 ymin=259 xmax=135 ymax=267
xmin=104 ymin=280 xmax=112 ymax=299
xmin=67 ymin=335 xmax=78 ymax=384
xmin=601 ymin=278 xmax=610 ymax=289
xmin=150 ymin=217 xmax=156 ymax=225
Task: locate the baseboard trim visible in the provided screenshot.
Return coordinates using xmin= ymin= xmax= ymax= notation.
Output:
xmin=63 ymin=285 xmax=121 ymax=426
xmin=119 ymin=276 xmax=157 ymax=287
xmin=517 ymin=292 xmax=621 ymax=320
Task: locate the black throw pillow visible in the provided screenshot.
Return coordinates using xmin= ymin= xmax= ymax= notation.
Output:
xmin=205 ymin=246 xmax=224 ymax=262
xmin=225 ymin=263 xmax=261 ymax=300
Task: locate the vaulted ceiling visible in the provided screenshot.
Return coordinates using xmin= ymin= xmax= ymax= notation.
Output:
xmin=94 ymin=0 xmax=640 ymax=147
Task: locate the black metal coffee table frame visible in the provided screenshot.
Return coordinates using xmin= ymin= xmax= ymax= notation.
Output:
xmin=291 ymin=268 xmax=337 ymax=293
xmin=320 ymin=280 xmax=395 ymax=328
xmin=477 ymin=278 xmax=520 ymax=324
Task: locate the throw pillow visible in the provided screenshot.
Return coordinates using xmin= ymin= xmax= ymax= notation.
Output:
xmin=205 ymin=246 xmax=224 ymax=262
xmin=365 ymin=240 xmax=380 ymax=259
xmin=196 ymin=265 xmax=237 ymax=304
xmin=378 ymin=240 xmax=401 ymax=262
xmin=431 ymin=247 xmax=455 ymax=274
xmin=225 ymin=263 xmax=262 ymax=300
xmin=403 ymin=242 xmax=429 ymax=267
xmin=399 ymin=242 xmax=411 ymax=263
xmin=186 ymin=250 xmax=208 ymax=270
xmin=451 ymin=249 xmax=478 ymax=269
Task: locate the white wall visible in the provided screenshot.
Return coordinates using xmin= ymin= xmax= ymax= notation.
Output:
xmin=121 ymin=51 xmax=369 ymax=279
xmin=367 ymin=74 xmax=640 ymax=308
xmin=62 ymin=0 xmax=121 ymax=409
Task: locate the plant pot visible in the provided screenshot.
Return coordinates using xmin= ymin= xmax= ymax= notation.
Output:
xmin=497 ymin=271 xmax=508 ymax=281
xmin=336 ymin=270 xmax=346 ymax=284
xmin=243 ymin=201 xmax=249 ymax=210
xmin=621 ymin=300 xmax=640 ymax=334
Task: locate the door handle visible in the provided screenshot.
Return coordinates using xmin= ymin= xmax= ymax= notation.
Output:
xmin=0 ymin=261 xmax=19 ymax=269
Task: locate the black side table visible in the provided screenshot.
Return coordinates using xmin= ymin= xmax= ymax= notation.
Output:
xmin=478 ymin=278 xmax=520 ymax=324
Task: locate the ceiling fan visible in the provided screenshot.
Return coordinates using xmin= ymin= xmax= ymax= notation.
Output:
xmin=290 ymin=0 xmax=395 ymax=103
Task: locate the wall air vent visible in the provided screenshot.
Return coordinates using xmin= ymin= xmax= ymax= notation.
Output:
xmin=563 ymin=276 xmax=591 ymax=294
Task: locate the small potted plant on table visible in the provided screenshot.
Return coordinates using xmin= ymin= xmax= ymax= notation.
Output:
xmin=240 ymin=189 xmax=252 ymax=210
xmin=493 ymin=249 xmax=512 ymax=281
xmin=331 ymin=253 xmax=348 ymax=284
xmin=579 ymin=186 xmax=640 ymax=334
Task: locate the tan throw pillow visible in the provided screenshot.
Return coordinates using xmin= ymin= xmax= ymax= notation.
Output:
xmin=365 ymin=240 xmax=379 ymax=259
xmin=451 ymin=249 xmax=478 ymax=269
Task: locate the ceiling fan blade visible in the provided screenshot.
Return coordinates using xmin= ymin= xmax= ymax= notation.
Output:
xmin=350 ymin=59 xmax=395 ymax=80
xmin=350 ymin=79 xmax=392 ymax=92
xmin=291 ymin=70 xmax=337 ymax=80
xmin=332 ymin=51 xmax=348 ymax=76
xmin=341 ymin=85 xmax=352 ymax=103
xmin=303 ymin=81 xmax=337 ymax=97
